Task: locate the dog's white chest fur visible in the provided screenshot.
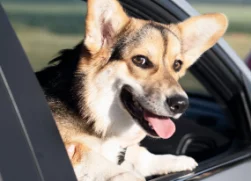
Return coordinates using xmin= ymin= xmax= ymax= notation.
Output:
xmin=83 ymin=123 xmax=146 ymax=163
xmin=103 ymin=124 xmax=146 ymax=163
xmin=115 ymin=123 xmax=146 ymax=148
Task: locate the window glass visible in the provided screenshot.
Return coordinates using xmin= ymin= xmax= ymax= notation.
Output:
xmin=2 ymin=0 xmax=86 ymax=71
xmin=188 ymin=0 xmax=251 ymax=60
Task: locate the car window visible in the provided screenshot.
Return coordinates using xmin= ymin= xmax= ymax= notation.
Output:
xmin=179 ymin=71 xmax=209 ymax=95
xmin=2 ymin=1 xmax=241 ymax=181
xmin=2 ymin=0 xmax=86 ymax=71
xmin=188 ymin=0 xmax=251 ymax=60
xmin=2 ymin=0 xmax=235 ymax=180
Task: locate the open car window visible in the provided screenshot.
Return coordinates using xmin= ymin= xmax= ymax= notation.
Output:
xmin=2 ymin=0 xmax=251 ymax=181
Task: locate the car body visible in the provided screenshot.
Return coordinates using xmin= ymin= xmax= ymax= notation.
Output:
xmin=245 ymin=51 xmax=251 ymax=70
xmin=0 ymin=0 xmax=251 ymax=181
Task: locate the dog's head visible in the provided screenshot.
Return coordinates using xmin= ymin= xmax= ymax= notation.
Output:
xmin=79 ymin=0 xmax=228 ymax=138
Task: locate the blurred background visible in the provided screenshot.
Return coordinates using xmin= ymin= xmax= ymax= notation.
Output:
xmin=1 ymin=0 xmax=251 ymax=94
xmin=190 ymin=0 xmax=251 ymax=61
xmin=2 ymin=0 xmax=86 ymax=71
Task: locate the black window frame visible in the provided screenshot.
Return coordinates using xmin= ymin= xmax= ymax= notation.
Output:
xmin=0 ymin=4 xmax=77 ymax=181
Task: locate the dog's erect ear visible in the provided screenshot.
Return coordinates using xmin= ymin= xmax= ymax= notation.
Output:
xmin=84 ymin=0 xmax=129 ymax=54
xmin=178 ymin=13 xmax=228 ymax=67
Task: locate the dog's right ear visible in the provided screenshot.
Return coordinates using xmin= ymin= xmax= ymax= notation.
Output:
xmin=84 ymin=0 xmax=129 ymax=55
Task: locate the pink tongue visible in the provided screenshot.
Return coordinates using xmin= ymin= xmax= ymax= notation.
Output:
xmin=144 ymin=111 xmax=176 ymax=139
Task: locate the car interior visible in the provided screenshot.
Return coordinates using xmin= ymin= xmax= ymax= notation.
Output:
xmin=2 ymin=0 xmax=251 ymax=181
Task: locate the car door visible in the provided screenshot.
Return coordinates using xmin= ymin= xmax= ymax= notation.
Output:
xmin=0 ymin=4 xmax=77 ymax=181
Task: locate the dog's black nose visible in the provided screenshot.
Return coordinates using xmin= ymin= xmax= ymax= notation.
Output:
xmin=166 ymin=95 xmax=189 ymax=114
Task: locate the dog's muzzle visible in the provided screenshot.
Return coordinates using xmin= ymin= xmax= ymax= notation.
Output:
xmin=120 ymin=86 xmax=189 ymax=139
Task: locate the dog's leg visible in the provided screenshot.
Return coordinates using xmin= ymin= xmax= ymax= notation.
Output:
xmin=124 ymin=144 xmax=198 ymax=177
xmin=66 ymin=143 xmax=145 ymax=181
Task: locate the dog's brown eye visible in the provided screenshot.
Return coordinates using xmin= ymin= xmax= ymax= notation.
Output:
xmin=173 ymin=59 xmax=183 ymax=72
xmin=132 ymin=55 xmax=153 ymax=69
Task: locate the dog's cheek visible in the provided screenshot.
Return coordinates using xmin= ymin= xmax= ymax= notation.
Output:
xmin=93 ymin=66 xmax=117 ymax=89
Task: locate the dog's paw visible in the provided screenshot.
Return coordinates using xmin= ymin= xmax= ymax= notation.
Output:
xmin=170 ymin=155 xmax=198 ymax=173
xmin=110 ymin=172 xmax=145 ymax=181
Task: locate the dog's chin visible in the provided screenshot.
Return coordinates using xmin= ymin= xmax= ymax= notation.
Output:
xmin=120 ymin=86 xmax=175 ymax=139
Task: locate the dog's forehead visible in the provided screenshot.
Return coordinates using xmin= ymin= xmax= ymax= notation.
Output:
xmin=112 ymin=21 xmax=182 ymax=64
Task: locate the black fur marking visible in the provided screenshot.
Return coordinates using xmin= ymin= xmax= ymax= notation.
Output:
xmin=118 ymin=148 xmax=127 ymax=165
xmin=110 ymin=22 xmax=177 ymax=62
xmin=110 ymin=37 xmax=126 ymax=60
xmin=110 ymin=23 xmax=157 ymax=61
xmin=36 ymin=42 xmax=102 ymax=138
xmin=36 ymin=43 xmax=82 ymax=113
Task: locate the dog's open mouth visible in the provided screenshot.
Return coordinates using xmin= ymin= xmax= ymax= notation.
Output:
xmin=120 ymin=87 xmax=176 ymax=139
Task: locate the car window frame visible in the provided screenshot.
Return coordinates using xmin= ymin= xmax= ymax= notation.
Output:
xmin=0 ymin=4 xmax=77 ymax=181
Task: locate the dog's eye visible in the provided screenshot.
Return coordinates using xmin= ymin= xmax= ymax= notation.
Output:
xmin=173 ymin=59 xmax=183 ymax=72
xmin=132 ymin=55 xmax=153 ymax=69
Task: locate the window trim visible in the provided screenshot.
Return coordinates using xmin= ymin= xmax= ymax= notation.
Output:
xmin=0 ymin=4 xmax=77 ymax=181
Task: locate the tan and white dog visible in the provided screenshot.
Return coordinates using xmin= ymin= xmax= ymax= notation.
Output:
xmin=36 ymin=0 xmax=228 ymax=180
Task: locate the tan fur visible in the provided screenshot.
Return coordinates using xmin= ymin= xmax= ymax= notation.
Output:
xmin=46 ymin=0 xmax=228 ymax=180
xmin=66 ymin=142 xmax=90 ymax=166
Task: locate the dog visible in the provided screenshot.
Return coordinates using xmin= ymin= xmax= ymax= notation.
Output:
xmin=36 ymin=0 xmax=228 ymax=180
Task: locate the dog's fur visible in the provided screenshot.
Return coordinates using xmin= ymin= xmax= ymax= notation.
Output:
xmin=36 ymin=0 xmax=228 ymax=180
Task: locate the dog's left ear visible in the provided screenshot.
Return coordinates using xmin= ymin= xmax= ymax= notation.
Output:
xmin=84 ymin=0 xmax=129 ymax=55
xmin=178 ymin=13 xmax=228 ymax=67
